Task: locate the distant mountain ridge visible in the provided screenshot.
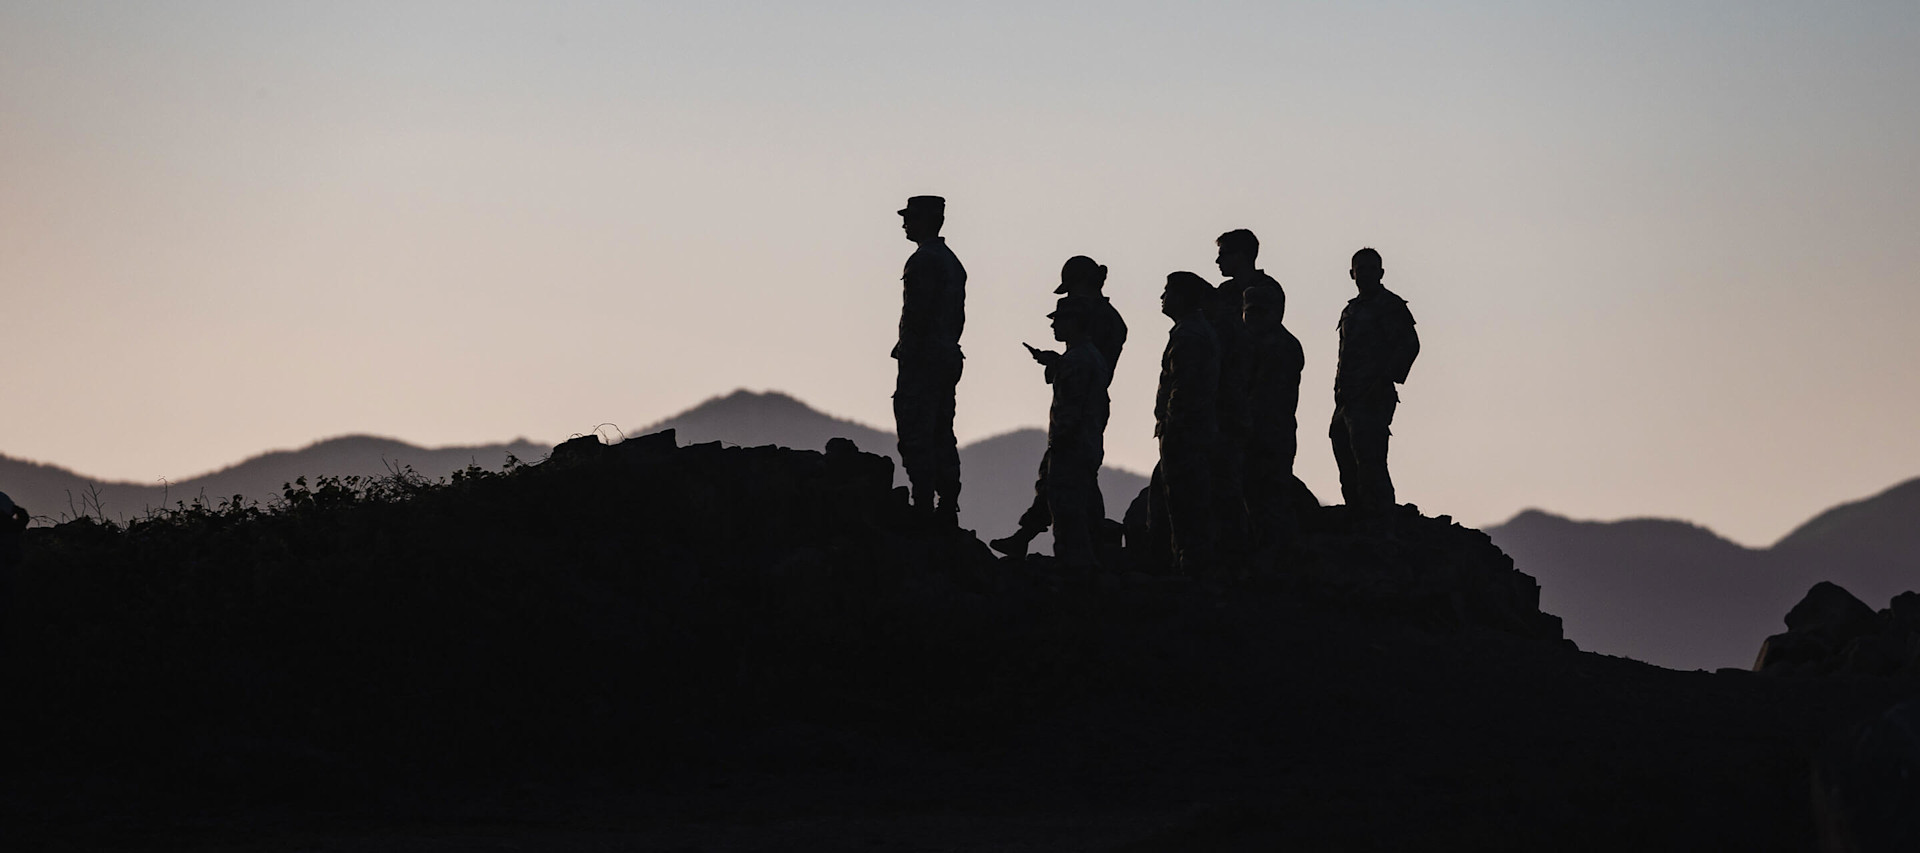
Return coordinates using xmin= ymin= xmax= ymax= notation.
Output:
xmin=633 ymin=390 xmax=1150 ymax=540
xmin=0 ymin=389 xmax=1150 ymax=551
xmin=1488 ymin=477 xmax=1920 ymax=671
xmin=0 ymin=436 xmax=547 ymax=523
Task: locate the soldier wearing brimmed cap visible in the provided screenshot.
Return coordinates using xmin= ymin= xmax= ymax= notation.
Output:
xmin=1147 ymin=271 xmax=1220 ymax=575
xmin=991 ymin=257 xmax=1126 ymax=559
xmin=1331 ymin=247 xmax=1419 ymax=514
xmin=1009 ymin=297 xmax=1113 ymax=568
xmin=1242 ymin=283 xmax=1312 ymax=568
xmin=892 ymin=195 xmax=967 ymax=523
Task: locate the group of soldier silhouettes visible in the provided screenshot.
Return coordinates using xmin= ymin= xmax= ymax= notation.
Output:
xmin=892 ymin=195 xmax=1419 ymax=576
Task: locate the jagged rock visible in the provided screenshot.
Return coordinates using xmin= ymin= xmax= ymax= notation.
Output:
xmin=616 ymin=427 xmax=677 ymax=462
xmin=549 ymin=434 xmax=607 ymax=465
xmin=1288 ymin=505 xmax=1564 ymax=642
xmin=1888 ymin=592 xmax=1920 ymax=630
xmin=1756 ymin=582 xmax=1920 ymax=677
xmin=1786 ymin=582 xmax=1878 ymax=643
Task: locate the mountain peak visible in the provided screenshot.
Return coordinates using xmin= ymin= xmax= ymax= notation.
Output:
xmin=1775 ymin=476 xmax=1920 ymax=559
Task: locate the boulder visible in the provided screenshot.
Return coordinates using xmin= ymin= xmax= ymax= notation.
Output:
xmin=1785 ymin=582 xmax=1879 ymax=644
xmin=1755 ymin=582 xmax=1920 ymax=677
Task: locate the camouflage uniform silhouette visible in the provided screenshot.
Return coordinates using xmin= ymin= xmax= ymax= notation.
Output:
xmin=893 ymin=196 xmax=967 ymax=518
xmin=1242 ymin=285 xmax=1309 ymax=565
xmin=1331 ymin=248 xmax=1419 ymax=512
xmin=1039 ymin=303 xmax=1113 ymax=569
xmin=994 ymin=260 xmax=1127 ymax=558
xmin=1149 ymin=273 xmax=1220 ymax=575
xmin=1209 ymin=231 xmax=1285 ymax=562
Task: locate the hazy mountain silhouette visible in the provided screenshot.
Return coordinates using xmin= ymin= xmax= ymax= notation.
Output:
xmin=634 ymin=389 xmax=896 ymax=455
xmin=1488 ymin=478 xmax=1920 ymax=671
xmin=0 ymin=436 xmax=543 ymax=523
xmin=0 ymin=389 xmax=1146 ymax=554
xmin=631 ymin=389 xmax=1148 ymax=543
xmin=1776 ymin=477 xmax=1920 ymax=566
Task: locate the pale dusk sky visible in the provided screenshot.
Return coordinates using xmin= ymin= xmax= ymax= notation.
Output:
xmin=3 ymin=1 xmax=1917 ymax=545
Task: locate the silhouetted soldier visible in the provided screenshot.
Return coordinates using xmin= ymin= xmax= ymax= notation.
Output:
xmin=992 ymin=257 xmax=1126 ymax=558
xmin=893 ymin=195 xmax=967 ymax=523
xmin=1243 ymin=285 xmax=1307 ymax=566
xmin=1149 ymin=272 xmax=1220 ymax=575
xmin=1331 ymin=247 xmax=1419 ymax=513
xmin=1207 ymin=229 xmax=1282 ymax=561
xmin=1021 ymin=300 xmax=1114 ymax=568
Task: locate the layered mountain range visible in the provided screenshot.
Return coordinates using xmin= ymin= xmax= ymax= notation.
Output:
xmin=1487 ymin=480 xmax=1920 ymax=671
xmin=3 ymin=388 xmax=1912 ymax=672
xmin=0 ymin=390 xmax=1148 ymax=552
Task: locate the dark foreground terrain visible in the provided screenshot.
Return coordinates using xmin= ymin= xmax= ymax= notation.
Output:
xmin=1 ymin=433 xmax=1912 ymax=851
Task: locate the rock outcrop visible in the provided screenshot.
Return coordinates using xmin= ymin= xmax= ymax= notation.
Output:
xmin=1754 ymin=582 xmax=1920 ymax=677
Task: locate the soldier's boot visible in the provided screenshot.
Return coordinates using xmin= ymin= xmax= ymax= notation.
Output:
xmin=990 ymin=525 xmax=1042 ymax=558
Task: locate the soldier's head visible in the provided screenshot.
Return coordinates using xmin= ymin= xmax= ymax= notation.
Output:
xmin=1049 ymin=298 xmax=1094 ymax=344
xmin=1056 ymin=255 xmax=1108 ymax=295
xmin=1243 ymin=284 xmax=1284 ymax=333
xmin=1161 ymin=271 xmax=1212 ymax=319
xmin=1350 ymin=247 xmax=1384 ymax=290
xmin=1215 ymin=229 xmax=1259 ymax=279
xmin=898 ymin=195 xmax=945 ymax=242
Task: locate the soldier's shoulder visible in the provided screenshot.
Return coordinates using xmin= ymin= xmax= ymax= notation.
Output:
xmin=1379 ymin=288 xmax=1415 ymax=321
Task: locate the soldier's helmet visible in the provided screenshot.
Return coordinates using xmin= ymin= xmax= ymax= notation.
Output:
xmin=898 ymin=195 xmax=946 ymax=216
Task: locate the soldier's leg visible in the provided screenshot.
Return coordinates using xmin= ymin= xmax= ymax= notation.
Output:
xmin=1329 ymin=405 xmax=1363 ymax=507
xmin=1348 ymin=391 xmax=1398 ymax=511
xmin=1213 ymin=431 xmax=1249 ymax=562
xmin=933 ymin=356 xmax=963 ymax=511
xmin=1242 ymin=446 xmax=1281 ymax=568
xmin=1348 ymin=423 xmax=1394 ymax=511
xmin=1046 ymin=451 xmax=1099 ymax=569
xmin=992 ymin=450 xmax=1051 ymax=557
xmin=893 ymin=361 xmax=936 ymax=510
xmin=1144 ymin=464 xmax=1174 ymax=572
xmin=1162 ymin=440 xmax=1216 ymax=575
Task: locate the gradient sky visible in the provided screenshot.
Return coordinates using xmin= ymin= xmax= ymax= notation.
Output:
xmin=2 ymin=1 xmax=1917 ymax=545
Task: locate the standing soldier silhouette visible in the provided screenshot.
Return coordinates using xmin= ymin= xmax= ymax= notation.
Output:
xmin=1030 ymin=299 xmax=1113 ymax=569
xmin=1242 ymin=285 xmax=1309 ymax=568
xmin=1149 ymin=272 xmax=1220 ymax=575
xmin=1208 ymin=229 xmax=1282 ymax=561
xmin=992 ymin=256 xmax=1126 ymax=559
xmin=1331 ymin=247 xmax=1419 ymax=514
xmin=893 ymin=195 xmax=967 ymax=524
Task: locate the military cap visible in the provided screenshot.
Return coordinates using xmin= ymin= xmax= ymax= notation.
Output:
xmin=1056 ymin=255 xmax=1107 ymax=294
xmin=898 ymin=195 xmax=946 ymax=216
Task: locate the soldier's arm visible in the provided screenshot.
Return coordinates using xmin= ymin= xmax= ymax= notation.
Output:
xmin=1393 ymin=306 xmax=1420 ymax=384
xmin=1163 ymin=333 xmax=1207 ymax=427
xmin=896 ymin=269 xmax=932 ymax=358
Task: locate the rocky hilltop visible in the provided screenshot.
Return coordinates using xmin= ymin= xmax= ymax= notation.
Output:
xmin=2 ymin=432 xmax=1912 ymax=850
